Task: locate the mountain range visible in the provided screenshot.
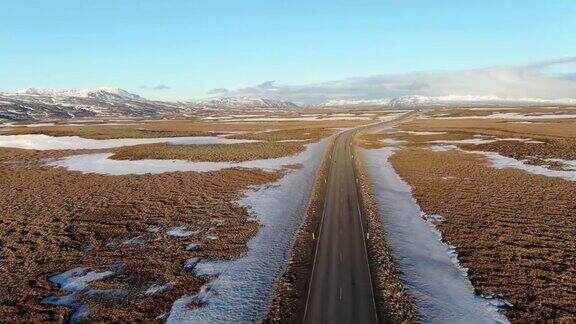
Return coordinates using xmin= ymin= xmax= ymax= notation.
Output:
xmin=321 ymin=95 xmax=576 ymax=108
xmin=1 ymin=87 xmax=574 ymax=121
xmin=0 ymin=87 xmax=298 ymax=121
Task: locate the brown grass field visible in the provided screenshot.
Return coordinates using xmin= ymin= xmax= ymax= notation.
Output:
xmin=0 ymin=146 xmax=283 ymax=322
xmin=0 ymin=118 xmax=348 ymax=322
xmin=1 ymin=119 xmax=370 ymax=139
xmin=360 ymin=110 xmax=576 ymax=322
xmin=111 ymin=141 xmax=307 ymax=162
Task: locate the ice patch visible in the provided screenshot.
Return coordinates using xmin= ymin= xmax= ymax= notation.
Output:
xmin=185 ymin=243 xmax=201 ymax=252
xmin=167 ymin=226 xmax=199 ymax=237
xmin=381 ymin=138 xmax=408 ymax=145
xmin=362 ymin=147 xmax=509 ymax=323
xmin=0 ymin=134 xmax=256 ymax=150
xmin=49 ymin=267 xmax=114 ymax=293
xmin=422 ymin=213 xmax=444 ymax=224
xmin=82 ymin=244 xmax=93 ymax=252
xmin=46 ymin=139 xmax=329 ymax=175
xmin=145 ymin=282 xmax=175 ymax=296
xmin=210 ymin=219 xmax=225 ymax=227
xmin=203 ymin=235 xmax=219 ymax=241
xmin=146 ymin=226 xmax=160 ymax=233
xmin=167 ymin=132 xmax=328 ymax=323
xmin=42 ymin=267 xmax=115 ymax=322
xmin=184 ymin=257 xmax=201 ymax=269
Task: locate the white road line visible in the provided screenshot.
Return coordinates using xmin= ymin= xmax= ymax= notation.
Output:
xmin=339 ymin=287 xmax=343 ymax=300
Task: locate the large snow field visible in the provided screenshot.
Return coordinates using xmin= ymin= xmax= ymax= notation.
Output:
xmin=46 ymin=139 xmax=328 ymax=175
xmin=166 ymin=135 xmax=329 ymax=322
xmin=362 ymin=147 xmax=509 ymax=323
xmin=0 ymin=134 xmax=256 ymax=150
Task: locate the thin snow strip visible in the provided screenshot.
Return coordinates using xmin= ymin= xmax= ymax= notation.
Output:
xmin=46 ymin=139 xmax=328 ymax=175
xmin=381 ymin=138 xmax=408 ymax=145
xmin=0 ymin=134 xmax=256 ymax=150
xmin=361 ymin=147 xmax=509 ymax=323
xmin=435 ymin=112 xmax=576 ymax=120
xmin=429 ymin=145 xmax=576 ymax=182
xmin=398 ymin=131 xmax=448 ymax=135
xmin=428 ymin=137 xmax=544 ymax=145
xmin=468 ymin=150 xmax=576 ymax=182
xmin=166 ymin=135 xmax=328 ymax=323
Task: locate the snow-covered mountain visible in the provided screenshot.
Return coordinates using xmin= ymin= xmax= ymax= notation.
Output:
xmin=322 ymin=95 xmax=576 ymax=109
xmin=0 ymin=88 xmax=300 ymax=121
xmin=188 ymin=97 xmax=299 ymax=109
xmin=3 ymin=87 xmax=574 ymax=121
xmin=15 ymin=87 xmax=143 ymax=100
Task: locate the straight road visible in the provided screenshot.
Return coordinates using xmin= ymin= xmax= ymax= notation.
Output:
xmin=303 ymin=113 xmax=414 ymax=324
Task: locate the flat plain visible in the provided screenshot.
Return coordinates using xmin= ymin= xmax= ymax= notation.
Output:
xmin=0 ymin=110 xmax=387 ymax=322
xmin=358 ymin=107 xmax=576 ymax=322
xmin=1 ymin=107 xmax=575 ymax=322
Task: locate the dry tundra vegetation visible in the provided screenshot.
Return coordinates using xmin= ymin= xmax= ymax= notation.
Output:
xmin=0 ymin=114 xmax=381 ymax=322
xmin=358 ymin=107 xmax=576 ymax=322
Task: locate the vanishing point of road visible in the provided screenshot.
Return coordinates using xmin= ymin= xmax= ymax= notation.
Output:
xmin=303 ymin=114 xmax=413 ymax=324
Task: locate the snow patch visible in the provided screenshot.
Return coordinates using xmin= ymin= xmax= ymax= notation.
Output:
xmin=399 ymin=131 xmax=448 ymax=135
xmin=381 ymin=138 xmax=408 ymax=145
xmin=431 ymin=145 xmax=576 ymax=182
xmin=41 ymin=267 xmax=116 ymax=322
xmin=145 ymin=282 xmax=175 ymax=296
xmin=0 ymin=134 xmax=256 ymax=150
xmin=361 ymin=147 xmax=509 ymax=323
xmin=436 ymin=112 xmax=576 ymax=120
xmin=167 ymin=226 xmax=199 ymax=237
xmin=166 ymin=134 xmax=328 ymax=322
xmin=46 ymin=139 xmax=328 ymax=175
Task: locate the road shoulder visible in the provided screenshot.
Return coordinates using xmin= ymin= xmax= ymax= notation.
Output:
xmin=354 ymin=130 xmax=418 ymax=323
xmin=266 ymin=136 xmax=334 ymax=323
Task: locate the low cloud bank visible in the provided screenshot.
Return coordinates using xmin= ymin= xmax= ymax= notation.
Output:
xmin=208 ymin=57 xmax=576 ymax=104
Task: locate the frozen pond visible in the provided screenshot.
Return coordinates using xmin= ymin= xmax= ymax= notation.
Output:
xmin=362 ymin=147 xmax=508 ymax=323
xmin=46 ymin=139 xmax=328 ymax=175
xmin=0 ymin=134 xmax=255 ymax=150
xmin=167 ymin=135 xmax=329 ymax=322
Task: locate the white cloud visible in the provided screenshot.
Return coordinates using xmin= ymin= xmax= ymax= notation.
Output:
xmin=140 ymin=84 xmax=170 ymax=91
xmin=208 ymin=57 xmax=576 ymax=104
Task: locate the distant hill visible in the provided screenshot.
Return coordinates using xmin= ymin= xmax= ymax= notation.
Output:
xmin=0 ymin=87 xmax=300 ymax=121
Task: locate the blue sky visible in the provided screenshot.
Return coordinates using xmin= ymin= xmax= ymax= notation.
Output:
xmin=1 ymin=0 xmax=575 ymax=102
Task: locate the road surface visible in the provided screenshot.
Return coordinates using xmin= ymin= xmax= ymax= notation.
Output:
xmin=303 ymin=114 xmax=414 ymax=323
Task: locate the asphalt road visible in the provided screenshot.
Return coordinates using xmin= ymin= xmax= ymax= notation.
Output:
xmin=303 ymin=114 xmax=415 ymax=324
xmin=303 ymin=127 xmax=377 ymax=324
